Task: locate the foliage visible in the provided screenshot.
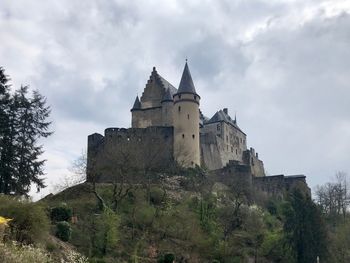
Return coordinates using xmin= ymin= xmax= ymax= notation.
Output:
xmin=0 ymin=241 xmax=53 ymax=263
xmin=56 ymin=221 xmax=72 ymax=242
xmin=91 ymin=208 xmax=120 ymax=257
xmin=0 ymin=195 xmax=49 ymax=244
xmin=283 ymin=189 xmax=328 ymax=263
xmin=0 ymin=67 xmax=52 ymax=196
xmin=158 ymin=252 xmax=175 ymax=263
xmin=50 ymin=204 xmax=72 ymax=222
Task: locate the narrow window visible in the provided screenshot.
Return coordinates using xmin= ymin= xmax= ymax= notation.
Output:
xmin=187 ymin=114 xmax=190 ymax=119
xmin=192 ymin=134 xmax=195 ymax=139
xmin=227 ymin=145 xmax=228 ymax=151
xmin=178 ymin=106 xmax=181 ymax=112
xmin=194 ymin=95 xmax=196 ymax=100
xmin=179 ymin=94 xmax=182 ymax=99
xmin=236 ymin=149 xmax=238 ymax=155
xmin=182 ymin=134 xmax=185 ymax=138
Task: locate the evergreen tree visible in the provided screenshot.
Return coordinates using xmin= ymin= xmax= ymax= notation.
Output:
xmin=0 ymin=68 xmax=52 ymax=195
xmin=283 ymin=189 xmax=328 ymax=263
xmin=0 ymin=67 xmax=16 ymax=194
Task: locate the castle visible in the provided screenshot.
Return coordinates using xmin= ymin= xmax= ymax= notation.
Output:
xmin=86 ymin=62 xmax=309 ymax=196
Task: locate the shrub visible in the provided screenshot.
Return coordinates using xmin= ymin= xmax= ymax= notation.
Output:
xmin=150 ymin=187 xmax=165 ymax=206
xmin=0 ymin=241 xmax=53 ymax=263
xmin=50 ymin=203 xmax=72 ymax=222
xmin=56 ymin=221 xmax=72 ymax=242
xmin=0 ymin=195 xmax=49 ymax=244
xmin=158 ymin=252 xmax=175 ymax=263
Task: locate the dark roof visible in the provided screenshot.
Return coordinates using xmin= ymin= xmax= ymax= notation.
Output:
xmin=161 ymin=88 xmax=173 ymax=102
xmin=158 ymin=75 xmax=177 ymax=95
xmin=131 ymin=96 xmax=141 ymax=110
xmin=205 ymin=109 xmax=245 ymax=134
xmin=177 ymin=62 xmax=197 ymax=95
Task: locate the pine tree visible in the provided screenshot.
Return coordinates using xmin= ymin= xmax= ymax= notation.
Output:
xmin=0 ymin=67 xmax=52 ymax=195
xmin=283 ymin=189 xmax=328 ymax=263
xmin=0 ymin=67 xmax=16 ymax=194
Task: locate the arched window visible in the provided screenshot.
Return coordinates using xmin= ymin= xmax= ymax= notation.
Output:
xmin=178 ymin=106 xmax=181 ymax=112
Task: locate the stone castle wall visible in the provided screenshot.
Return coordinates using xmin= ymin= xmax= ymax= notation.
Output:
xmin=87 ymin=126 xmax=174 ymax=183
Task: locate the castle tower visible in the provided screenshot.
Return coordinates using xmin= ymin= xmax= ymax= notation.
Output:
xmin=161 ymin=88 xmax=174 ymax=127
xmin=131 ymin=95 xmax=141 ymax=127
xmin=173 ymin=62 xmax=201 ymax=167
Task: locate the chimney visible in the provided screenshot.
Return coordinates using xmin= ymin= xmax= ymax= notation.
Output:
xmin=223 ymin=108 xmax=228 ymax=115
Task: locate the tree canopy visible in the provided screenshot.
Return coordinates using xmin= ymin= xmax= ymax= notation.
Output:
xmin=0 ymin=67 xmax=52 ymax=196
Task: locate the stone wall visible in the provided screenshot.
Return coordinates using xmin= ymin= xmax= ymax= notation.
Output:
xmin=131 ymin=107 xmax=163 ymax=128
xmin=200 ymin=121 xmax=247 ymax=168
xmin=87 ymin=126 xmax=174 ymax=183
xmin=253 ymin=174 xmax=311 ymax=198
xmin=243 ymin=148 xmax=265 ymax=177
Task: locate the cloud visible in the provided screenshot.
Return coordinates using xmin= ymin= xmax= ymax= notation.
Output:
xmin=0 ymin=0 xmax=349 ymax=198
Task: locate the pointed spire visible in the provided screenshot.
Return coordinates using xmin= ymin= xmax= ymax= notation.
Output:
xmin=161 ymin=88 xmax=173 ymax=102
xmin=131 ymin=96 xmax=141 ymax=111
xmin=177 ymin=61 xmax=197 ymax=95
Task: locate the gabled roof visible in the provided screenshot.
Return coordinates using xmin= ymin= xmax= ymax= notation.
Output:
xmin=161 ymin=88 xmax=173 ymax=102
xmin=158 ymin=74 xmax=177 ymax=95
xmin=131 ymin=96 xmax=141 ymax=110
xmin=177 ymin=62 xmax=198 ymax=95
xmin=205 ymin=109 xmax=245 ymax=134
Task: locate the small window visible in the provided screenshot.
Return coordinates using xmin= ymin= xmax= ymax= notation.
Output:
xmin=236 ymin=149 xmax=238 ymax=155
xmin=187 ymin=114 xmax=190 ymax=119
xmin=182 ymin=134 xmax=185 ymax=138
xmin=226 ymin=135 xmax=228 ymax=142
xmin=194 ymin=95 xmax=196 ymax=100
xmin=178 ymin=106 xmax=181 ymax=112
xmin=192 ymin=134 xmax=195 ymax=139
xmin=227 ymin=145 xmax=228 ymax=151
xmin=217 ymin=124 xmax=220 ymax=131
xmin=179 ymin=94 xmax=182 ymax=99
xmin=231 ymin=147 xmax=233 ymax=152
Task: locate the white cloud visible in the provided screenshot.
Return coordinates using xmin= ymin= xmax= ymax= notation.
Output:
xmin=0 ymin=0 xmax=349 ymax=198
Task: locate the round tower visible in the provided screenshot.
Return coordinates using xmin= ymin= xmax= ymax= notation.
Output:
xmin=173 ymin=62 xmax=200 ymax=167
xmin=161 ymin=88 xmax=174 ymax=127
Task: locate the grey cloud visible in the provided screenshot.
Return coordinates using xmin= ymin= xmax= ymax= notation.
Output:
xmin=1 ymin=0 xmax=349 ymax=196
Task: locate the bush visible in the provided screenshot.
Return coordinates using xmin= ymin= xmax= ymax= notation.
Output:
xmin=56 ymin=221 xmax=72 ymax=242
xmin=150 ymin=187 xmax=165 ymax=206
xmin=50 ymin=203 xmax=72 ymax=222
xmin=158 ymin=252 xmax=175 ymax=263
xmin=0 ymin=241 xmax=53 ymax=263
xmin=0 ymin=195 xmax=49 ymax=244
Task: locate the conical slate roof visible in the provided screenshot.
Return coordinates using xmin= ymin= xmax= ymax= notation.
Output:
xmin=131 ymin=96 xmax=141 ymax=110
xmin=161 ymin=88 xmax=173 ymax=102
xmin=177 ymin=62 xmax=197 ymax=95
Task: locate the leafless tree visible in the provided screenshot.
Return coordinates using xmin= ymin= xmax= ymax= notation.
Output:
xmin=315 ymin=171 xmax=349 ymax=221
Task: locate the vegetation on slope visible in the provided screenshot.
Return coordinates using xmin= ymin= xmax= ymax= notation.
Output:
xmin=40 ymin=167 xmax=331 ymax=263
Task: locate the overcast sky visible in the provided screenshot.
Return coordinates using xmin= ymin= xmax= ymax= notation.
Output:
xmin=1 ymin=0 xmax=349 ymax=199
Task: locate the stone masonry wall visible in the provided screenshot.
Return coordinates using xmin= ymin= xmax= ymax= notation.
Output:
xmin=87 ymin=126 xmax=174 ymax=183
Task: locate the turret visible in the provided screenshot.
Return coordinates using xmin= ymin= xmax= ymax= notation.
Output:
xmin=173 ymin=62 xmax=201 ymax=167
xmin=161 ymin=88 xmax=174 ymax=127
xmin=131 ymin=96 xmax=141 ymax=127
